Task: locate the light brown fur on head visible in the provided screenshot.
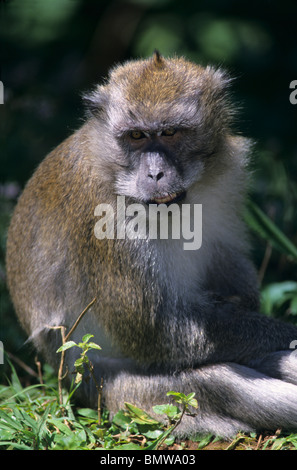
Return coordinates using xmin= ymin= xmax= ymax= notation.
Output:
xmin=85 ymin=52 xmax=231 ymax=138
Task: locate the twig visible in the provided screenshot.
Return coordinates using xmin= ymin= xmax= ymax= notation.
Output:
xmin=225 ymin=434 xmax=245 ymax=450
xmin=97 ymin=376 xmax=104 ymax=425
xmin=35 ymin=356 xmax=44 ymax=385
xmin=34 ymin=356 xmax=46 ymax=396
xmin=258 ymin=242 xmax=272 ymax=285
xmin=49 ymin=297 xmax=97 ymax=405
xmin=255 ymin=434 xmax=263 ymax=450
xmin=6 ymin=351 xmax=39 ymax=378
xmin=86 ymin=362 xmax=104 ymax=425
xmin=155 ymin=408 xmax=186 ymax=450
xmin=58 ymin=326 xmax=67 ymax=408
xmin=47 ymin=325 xmax=67 ymax=408
xmin=51 ymin=297 xmax=101 ymax=422
xmin=64 ymin=297 xmax=97 ymax=342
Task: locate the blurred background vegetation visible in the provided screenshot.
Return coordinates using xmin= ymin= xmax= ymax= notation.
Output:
xmin=1 ymin=0 xmax=297 ymax=380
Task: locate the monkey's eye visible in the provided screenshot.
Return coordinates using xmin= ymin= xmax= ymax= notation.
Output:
xmin=130 ymin=130 xmax=146 ymax=140
xmin=161 ymin=128 xmax=176 ymax=137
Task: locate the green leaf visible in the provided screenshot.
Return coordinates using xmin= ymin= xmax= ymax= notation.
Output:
xmin=77 ymin=408 xmax=99 ymax=420
xmin=186 ymin=392 xmax=196 ymax=400
xmin=113 ymin=442 xmax=142 ymax=450
xmin=56 ymin=341 xmax=77 ymax=353
xmin=8 ymin=360 xmax=23 ymax=394
xmin=74 ymin=357 xmax=84 ymax=367
xmin=261 ymin=281 xmax=297 ymax=315
xmin=290 ymin=295 xmax=297 ymax=315
xmin=51 ymin=430 xmax=88 ymax=450
xmin=166 ymin=391 xmax=187 ymax=404
xmin=244 ymin=200 xmax=297 ymax=261
xmin=197 ymin=433 xmax=214 ymax=449
xmin=0 ymin=429 xmax=16 ymax=441
xmin=0 ymin=409 xmax=24 ymax=431
xmin=47 ymin=418 xmax=75 ymax=436
xmin=87 ymin=342 xmax=101 ymax=350
xmin=271 ymin=438 xmax=287 ymax=450
xmin=0 ymin=383 xmax=47 ymax=407
xmin=141 ymin=428 xmax=164 ymax=439
xmin=112 ymin=410 xmax=132 ymax=428
xmin=0 ymin=441 xmax=33 ymax=450
xmin=37 ymin=403 xmax=54 ymax=439
xmin=144 ymin=425 xmax=175 ymax=450
xmin=124 ymin=403 xmax=160 ymax=425
xmin=187 ymin=398 xmax=198 ymax=408
xmin=82 ymin=334 xmax=94 ymax=343
xmin=166 ymin=391 xmax=185 ymax=399
xmin=152 ymin=404 xmax=180 ymax=418
xmin=164 ymin=435 xmax=175 ymax=446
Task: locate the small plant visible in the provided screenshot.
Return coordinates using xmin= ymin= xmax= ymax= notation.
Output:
xmin=56 ymin=334 xmax=103 ymax=424
xmin=109 ymin=391 xmax=199 ymax=450
xmin=57 ymin=334 xmax=101 ymax=384
xmin=149 ymin=391 xmax=198 ymax=449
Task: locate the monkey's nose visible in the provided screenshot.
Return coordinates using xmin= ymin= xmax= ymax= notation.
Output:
xmin=148 ymin=170 xmax=164 ymax=182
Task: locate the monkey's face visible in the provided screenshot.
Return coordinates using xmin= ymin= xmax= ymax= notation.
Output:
xmin=115 ymin=127 xmax=201 ymax=205
xmin=86 ymin=53 xmax=232 ymax=206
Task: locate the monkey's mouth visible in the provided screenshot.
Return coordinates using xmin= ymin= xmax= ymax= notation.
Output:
xmin=147 ymin=191 xmax=186 ymax=206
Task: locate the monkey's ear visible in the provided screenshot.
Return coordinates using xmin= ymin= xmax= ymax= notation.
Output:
xmin=82 ymin=85 xmax=109 ymax=118
xmin=207 ymin=66 xmax=233 ymax=94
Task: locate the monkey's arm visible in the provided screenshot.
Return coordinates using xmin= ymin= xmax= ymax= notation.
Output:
xmin=153 ymin=245 xmax=297 ymax=368
xmin=122 ymin=292 xmax=297 ymax=369
xmin=203 ymin=243 xmax=260 ymax=311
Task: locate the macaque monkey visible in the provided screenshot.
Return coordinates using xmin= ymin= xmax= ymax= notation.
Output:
xmin=6 ymin=51 xmax=297 ymax=437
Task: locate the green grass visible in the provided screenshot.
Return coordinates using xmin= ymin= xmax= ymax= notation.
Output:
xmin=2 ymin=359 xmax=297 ymax=450
xmin=0 ymin=360 xmax=196 ymax=450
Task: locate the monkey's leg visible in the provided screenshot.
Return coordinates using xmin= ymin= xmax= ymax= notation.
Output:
xmin=82 ymin=361 xmax=297 ymax=438
xmin=249 ymin=349 xmax=297 ymax=384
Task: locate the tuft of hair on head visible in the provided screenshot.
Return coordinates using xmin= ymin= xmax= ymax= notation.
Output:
xmin=152 ymin=49 xmax=165 ymax=69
